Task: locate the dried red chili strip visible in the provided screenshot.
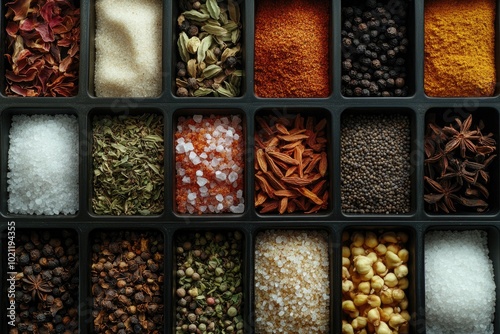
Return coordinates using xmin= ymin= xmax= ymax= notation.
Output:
xmin=4 ymin=0 xmax=80 ymax=97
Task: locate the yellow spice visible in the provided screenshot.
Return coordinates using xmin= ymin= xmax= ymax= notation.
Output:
xmin=424 ymin=0 xmax=496 ymax=97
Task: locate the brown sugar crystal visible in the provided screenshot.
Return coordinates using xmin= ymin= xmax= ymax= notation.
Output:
xmin=254 ymin=0 xmax=330 ymax=98
xmin=424 ymin=0 xmax=496 ymax=97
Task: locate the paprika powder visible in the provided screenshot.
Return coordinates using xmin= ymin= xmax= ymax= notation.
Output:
xmin=254 ymin=0 xmax=330 ymax=98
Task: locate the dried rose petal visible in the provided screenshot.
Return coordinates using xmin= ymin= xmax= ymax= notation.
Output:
xmin=4 ymin=0 xmax=80 ymax=97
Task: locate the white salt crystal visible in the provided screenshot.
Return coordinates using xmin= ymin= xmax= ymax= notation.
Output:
xmin=187 ymin=193 xmax=197 ymax=201
xmin=216 ymin=145 xmax=224 ymax=152
xmin=193 ymin=115 xmax=203 ymax=123
xmin=197 ymin=177 xmax=208 ymax=187
xmin=425 ymin=230 xmax=496 ymax=334
xmin=215 ymin=171 xmax=227 ymax=181
xmin=226 ymin=129 xmax=233 ymax=138
xmin=234 ymin=133 xmax=240 ymax=140
xmin=205 ymin=134 xmax=212 ymax=140
xmin=236 ymin=190 xmax=243 ymax=198
xmin=184 ymin=142 xmax=194 ymax=152
xmin=175 ymin=143 xmax=185 ymax=153
xmin=228 ymin=171 xmax=238 ymax=183
xmin=211 ymin=158 xmax=220 ymax=167
xmin=7 ymin=114 xmax=79 ymax=215
xmin=216 ymin=194 xmax=224 ymax=202
xmin=177 ymin=168 xmax=185 ymax=176
xmin=229 ymin=204 xmax=244 ymax=214
xmin=182 ymin=176 xmax=191 ymax=184
xmin=200 ymin=152 xmax=207 ymax=159
xmin=196 ymin=170 xmax=203 ymax=176
xmin=188 ymin=124 xmax=196 ymax=131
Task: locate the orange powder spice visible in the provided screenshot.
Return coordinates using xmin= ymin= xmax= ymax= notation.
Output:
xmin=424 ymin=0 xmax=496 ymax=97
xmin=254 ymin=0 xmax=330 ymax=98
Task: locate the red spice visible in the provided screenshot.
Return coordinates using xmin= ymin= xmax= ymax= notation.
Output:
xmin=254 ymin=0 xmax=330 ymax=98
xmin=4 ymin=0 xmax=80 ymax=97
xmin=175 ymin=114 xmax=245 ymax=214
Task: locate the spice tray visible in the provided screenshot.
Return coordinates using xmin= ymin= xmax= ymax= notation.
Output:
xmin=1 ymin=0 xmax=500 ymax=333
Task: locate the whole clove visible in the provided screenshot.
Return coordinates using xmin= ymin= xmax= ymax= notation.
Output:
xmin=91 ymin=231 xmax=165 ymax=334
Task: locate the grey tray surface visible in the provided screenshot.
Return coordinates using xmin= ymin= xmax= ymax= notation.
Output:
xmin=1 ymin=0 xmax=500 ymax=333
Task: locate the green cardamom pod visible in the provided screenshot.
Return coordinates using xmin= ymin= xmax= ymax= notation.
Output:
xmin=182 ymin=10 xmax=210 ymax=21
xmin=197 ymin=35 xmax=213 ymax=64
xmin=206 ymin=0 xmax=220 ymax=20
xmin=201 ymin=24 xmax=228 ymax=36
xmin=177 ymin=32 xmax=190 ymax=63
xmin=194 ymin=87 xmax=214 ymax=97
xmin=202 ymin=64 xmax=223 ymax=79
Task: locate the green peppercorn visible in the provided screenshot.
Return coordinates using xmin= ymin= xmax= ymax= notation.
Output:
xmin=227 ymin=306 xmax=238 ymax=317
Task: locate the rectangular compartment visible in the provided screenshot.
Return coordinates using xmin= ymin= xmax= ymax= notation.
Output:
xmin=341 ymin=225 xmax=418 ymax=334
xmin=254 ymin=0 xmax=333 ymax=98
xmin=424 ymin=107 xmax=500 ymax=216
xmin=1 ymin=1 xmax=82 ymax=97
xmin=423 ymin=225 xmax=500 ymax=333
xmin=251 ymin=227 xmax=334 ymax=333
xmin=340 ymin=0 xmax=416 ymax=97
xmin=172 ymin=108 xmax=248 ymax=217
xmin=1 ymin=228 xmax=80 ymax=333
xmin=423 ymin=0 xmax=500 ymax=97
xmin=88 ymin=0 xmax=167 ymax=98
xmin=340 ymin=107 xmax=418 ymax=217
xmin=254 ymin=107 xmax=334 ymax=217
xmin=87 ymin=107 xmax=166 ymax=217
xmin=88 ymin=228 xmax=166 ymax=334
xmin=0 ymin=1 xmax=500 ymax=333
xmin=172 ymin=228 xmax=247 ymax=334
xmin=0 ymin=108 xmax=81 ymax=218
xmin=171 ymin=0 xmax=246 ymax=98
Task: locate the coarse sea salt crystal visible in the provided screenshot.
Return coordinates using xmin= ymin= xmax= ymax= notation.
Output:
xmin=211 ymin=158 xmax=220 ymax=167
xmin=230 ymin=203 xmax=244 ymax=213
xmin=197 ymin=177 xmax=208 ymax=187
xmin=216 ymin=203 xmax=223 ymax=211
xmin=425 ymin=230 xmax=496 ymax=334
xmin=187 ymin=193 xmax=197 ymax=201
xmin=177 ymin=168 xmax=185 ymax=176
xmin=215 ymin=171 xmax=227 ymax=181
xmin=228 ymin=171 xmax=238 ymax=183
xmin=216 ymin=145 xmax=224 ymax=152
xmin=193 ymin=115 xmax=203 ymax=123
xmin=184 ymin=142 xmax=194 ymax=152
xmin=236 ymin=190 xmax=243 ymax=198
xmin=196 ymin=170 xmax=203 ymax=176
xmin=176 ymin=143 xmax=185 ymax=153
xmin=216 ymin=194 xmax=224 ymax=202
xmin=182 ymin=176 xmax=191 ymax=184
xmin=200 ymin=152 xmax=207 ymax=159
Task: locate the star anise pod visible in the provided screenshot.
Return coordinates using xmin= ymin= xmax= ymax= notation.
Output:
xmin=424 ymin=177 xmax=461 ymax=213
xmin=442 ymin=114 xmax=480 ymax=158
xmin=22 ymin=274 xmax=52 ymax=302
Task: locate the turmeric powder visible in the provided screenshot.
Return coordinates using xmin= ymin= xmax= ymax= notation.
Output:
xmin=424 ymin=0 xmax=496 ymax=97
xmin=254 ymin=0 xmax=330 ymax=98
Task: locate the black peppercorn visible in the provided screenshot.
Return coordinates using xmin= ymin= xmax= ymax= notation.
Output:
xmin=187 ymin=25 xmax=199 ymax=37
xmin=225 ymin=56 xmax=237 ymax=69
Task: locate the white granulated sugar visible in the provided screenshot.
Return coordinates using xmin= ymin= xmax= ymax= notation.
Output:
xmin=425 ymin=230 xmax=496 ymax=334
xmin=7 ymin=114 xmax=79 ymax=215
xmin=94 ymin=0 xmax=162 ymax=97
xmin=255 ymin=230 xmax=330 ymax=334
